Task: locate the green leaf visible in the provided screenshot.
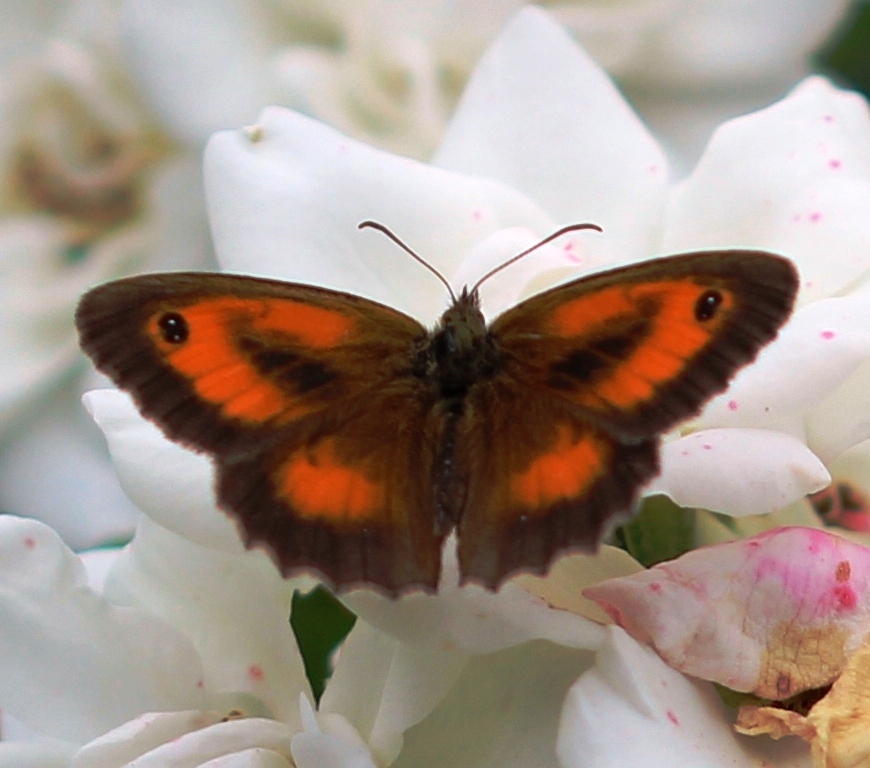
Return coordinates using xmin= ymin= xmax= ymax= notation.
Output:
xmin=290 ymin=585 xmax=356 ymax=703
xmin=815 ymin=2 xmax=870 ymax=97
xmin=617 ymin=495 xmax=696 ymax=567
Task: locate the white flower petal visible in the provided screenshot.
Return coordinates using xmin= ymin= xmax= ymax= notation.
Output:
xmin=698 ymin=295 xmax=870 ymax=447
xmin=434 ymin=7 xmax=668 ymax=268
xmin=81 ymin=546 xmax=121 ymax=592
xmin=105 ymin=516 xmax=308 ymax=727
xmin=344 ymin=578 xmax=604 ymax=656
xmin=326 ymin=573 xmax=603 ymax=764
xmin=584 ymin=528 xmax=870 ymax=698
xmin=0 ymin=516 xmax=204 ymax=743
xmin=199 ymin=748 xmax=293 ymax=767
xmin=203 ymin=106 xmax=552 ymax=322
xmin=390 ymin=639 xmax=593 ymax=768
xmin=292 ymin=696 xmax=376 ymax=768
xmin=665 ymin=77 xmax=870 ymax=303
xmin=557 ymin=627 xmax=813 ymax=767
xmin=73 ymin=710 xmax=225 ymax=768
xmin=77 ymin=716 xmax=294 ymax=768
xmin=650 ymin=428 xmax=830 ymax=516
xmin=514 ymin=546 xmax=646 ymax=624
xmin=320 ymin=617 xmax=466 ymax=765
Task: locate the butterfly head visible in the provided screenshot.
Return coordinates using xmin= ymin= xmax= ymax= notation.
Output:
xmin=423 ymin=286 xmax=496 ymax=397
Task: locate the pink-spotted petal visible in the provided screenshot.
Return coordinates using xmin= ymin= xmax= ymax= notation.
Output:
xmin=584 ymin=527 xmax=870 ymax=699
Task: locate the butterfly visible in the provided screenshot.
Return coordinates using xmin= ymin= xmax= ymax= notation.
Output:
xmin=76 ymin=223 xmax=798 ymax=595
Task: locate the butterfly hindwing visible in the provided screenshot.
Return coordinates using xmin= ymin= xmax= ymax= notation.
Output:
xmin=77 ymin=273 xmax=447 ymax=592
xmin=454 ymin=377 xmax=659 ymax=587
xmin=491 ymin=250 xmax=798 ymax=439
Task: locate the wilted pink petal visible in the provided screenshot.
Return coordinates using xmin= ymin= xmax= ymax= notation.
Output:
xmin=583 ymin=527 xmax=870 ymax=698
xmin=806 ymin=639 xmax=870 ymax=767
xmin=734 ymin=639 xmax=870 ymax=768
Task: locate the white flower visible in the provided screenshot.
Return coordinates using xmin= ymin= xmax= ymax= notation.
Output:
xmin=0 ymin=10 xmax=868 ymax=768
xmin=0 ymin=512 xmax=310 ymax=765
xmin=48 ymin=8 xmax=870 ymax=766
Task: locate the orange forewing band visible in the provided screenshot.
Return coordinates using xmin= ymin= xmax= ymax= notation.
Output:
xmin=549 ymin=280 xmax=735 ymax=408
xmin=146 ymin=298 xmax=356 ymax=424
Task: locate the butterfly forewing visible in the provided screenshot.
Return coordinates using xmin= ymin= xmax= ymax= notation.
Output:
xmin=490 ymin=251 xmax=798 ymax=440
xmin=77 ymin=273 xmax=448 ymax=592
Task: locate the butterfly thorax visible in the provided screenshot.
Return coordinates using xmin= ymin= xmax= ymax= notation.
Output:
xmin=415 ymin=287 xmax=499 ymax=398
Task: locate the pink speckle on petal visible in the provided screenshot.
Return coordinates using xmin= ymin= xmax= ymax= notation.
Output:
xmin=680 ymin=449 xmax=689 ymax=457
xmin=792 ymin=213 xmax=802 ymax=222
xmin=702 ymin=443 xmax=713 ymax=451
xmin=727 ymin=400 xmax=738 ymax=412
xmin=471 ymin=209 xmax=483 ymax=222
xmin=649 ymin=582 xmax=662 ymax=593
xmin=23 ymin=537 xmax=36 ymax=549
xmin=834 ymin=583 xmax=857 ymax=610
xmin=197 ymin=679 xmax=205 ymax=689
xmin=247 ymin=664 xmax=264 ymax=682
xmin=648 ymin=164 xmax=661 ymax=175
xmin=809 ymin=211 xmax=823 ymax=223
xmin=821 ymin=330 xmax=835 ymax=340
xmin=828 ymin=158 xmax=842 ymax=170
xmin=563 ymin=241 xmax=582 ymax=264
xmin=823 ymin=114 xmax=834 ymax=123
xmin=666 ymin=710 xmax=680 ymax=726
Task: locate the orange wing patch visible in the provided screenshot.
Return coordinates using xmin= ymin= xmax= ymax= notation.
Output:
xmin=245 ymin=298 xmax=354 ymax=348
xmin=276 ymin=439 xmax=383 ymax=523
xmin=146 ymin=297 xmax=355 ymax=424
xmin=511 ymin=426 xmax=608 ymax=509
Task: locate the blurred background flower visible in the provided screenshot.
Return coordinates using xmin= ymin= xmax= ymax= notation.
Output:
xmin=0 ymin=0 xmax=212 ymax=548
xmin=3 ymin=2 xmax=870 ymax=766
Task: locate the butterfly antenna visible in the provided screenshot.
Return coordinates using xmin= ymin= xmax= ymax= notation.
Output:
xmin=470 ymin=223 xmax=604 ymax=295
xmin=358 ymin=221 xmax=457 ymax=303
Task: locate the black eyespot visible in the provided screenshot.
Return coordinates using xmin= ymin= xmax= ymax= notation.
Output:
xmin=694 ymin=290 xmax=723 ymax=321
xmin=157 ymin=312 xmax=189 ymax=344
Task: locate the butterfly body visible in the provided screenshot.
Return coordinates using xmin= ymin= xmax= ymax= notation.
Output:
xmin=77 ymin=248 xmax=798 ymax=595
